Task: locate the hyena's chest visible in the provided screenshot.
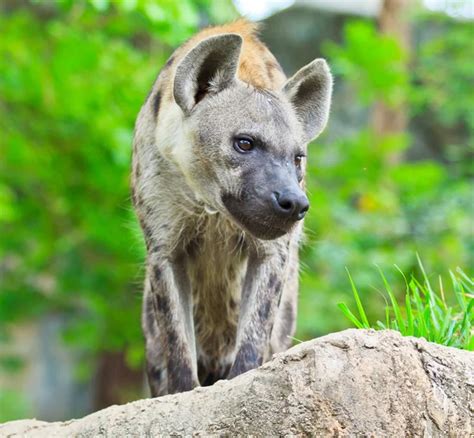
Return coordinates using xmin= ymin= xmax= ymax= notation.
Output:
xmin=185 ymin=219 xmax=248 ymax=362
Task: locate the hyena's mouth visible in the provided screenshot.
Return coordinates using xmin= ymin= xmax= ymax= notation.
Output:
xmin=221 ymin=192 xmax=295 ymax=240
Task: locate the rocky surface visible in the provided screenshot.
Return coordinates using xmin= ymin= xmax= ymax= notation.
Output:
xmin=1 ymin=329 xmax=472 ymax=437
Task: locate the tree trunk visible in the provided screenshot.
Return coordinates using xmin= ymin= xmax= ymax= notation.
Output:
xmin=93 ymin=350 xmax=144 ymax=411
xmin=372 ymin=0 xmax=410 ymax=164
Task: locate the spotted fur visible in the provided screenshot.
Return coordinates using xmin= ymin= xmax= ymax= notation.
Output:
xmin=132 ymin=19 xmax=332 ymax=396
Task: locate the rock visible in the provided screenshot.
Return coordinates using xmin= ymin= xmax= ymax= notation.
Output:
xmin=1 ymin=329 xmax=472 ymax=437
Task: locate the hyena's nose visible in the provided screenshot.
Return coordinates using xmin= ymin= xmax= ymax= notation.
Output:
xmin=272 ymin=190 xmax=309 ymax=221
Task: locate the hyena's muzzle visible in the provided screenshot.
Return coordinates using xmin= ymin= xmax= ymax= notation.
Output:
xmin=222 ymin=151 xmax=309 ymax=240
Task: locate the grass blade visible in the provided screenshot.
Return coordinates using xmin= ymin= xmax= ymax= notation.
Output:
xmin=405 ymin=292 xmax=414 ymax=336
xmin=377 ymin=265 xmax=405 ymax=334
xmin=346 ymin=268 xmax=370 ymax=328
xmin=337 ymin=303 xmax=364 ymax=329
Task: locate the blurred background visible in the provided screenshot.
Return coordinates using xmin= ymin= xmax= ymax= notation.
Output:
xmin=0 ymin=0 xmax=472 ymax=422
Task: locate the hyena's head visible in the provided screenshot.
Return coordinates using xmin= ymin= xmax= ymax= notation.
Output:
xmin=172 ymin=34 xmax=332 ymax=240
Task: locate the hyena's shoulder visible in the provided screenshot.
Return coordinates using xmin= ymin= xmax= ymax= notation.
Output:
xmin=155 ymin=19 xmax=286 ymax=107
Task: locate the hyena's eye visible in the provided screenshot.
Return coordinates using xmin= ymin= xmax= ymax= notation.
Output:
xmin=233 ymin=136 xmax=255 ymax=153
xmin=295 ymin=154 xmax=305 ymax=182
xmin=294 ymin=154 xmax=305 ymax=168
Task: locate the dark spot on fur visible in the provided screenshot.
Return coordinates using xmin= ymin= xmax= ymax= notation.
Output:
xmin=185 ymin=237 xmax=202 ymax=259
xmin=200 ymin=361 xmax=231 ymax=387
xmin=284 ymin=301 xmax=294 ymax=326
xmin=164 ymin=55 xmax=175 ymax=69
xmin=165 ymin=330 xmax=178 ymax=352
xmin=146 ymin=362 xmax=165 ymax=397
xmin=131 ymin=188 xmax=138 ymax=206
xmin=197 ymin=360 xmax=208 ymax=383
xmin=259 ymin=299 xmax=272 ymax=322
xmin=152 ymin=90 xmax=162 ymax=119
xmin=144 ymin=297 xmax=157 ymax=335
xmin=236 ymin=234 xmax=246 ymax=249
xmin=265 ymin=60 xmax=275 ymax=81
xmin=150 ymin=274 xmax=172 ymax=317
xmin=150 ymin=244 xmax=163 ymax=254
xmin=167 ymin=350 xmax=195 ymax=393
xmin=150 ymin=365 xmax=162 ymax=381
xmin=141 ymin=222 xmax=153 ymax=247
xmin=152 ymin=265 xmax=162 ymax=281
xmin=274 ymin=281 xmax=282 ymax=295
xmin=229 ymin=342 xmax=262 ymax=378
xmin=268 ymin=273 xmax=277 ymax=290
xmin=154 ymin=293 xmax=170 ymax=315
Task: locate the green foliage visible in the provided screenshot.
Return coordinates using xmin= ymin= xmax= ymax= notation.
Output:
xmin=325 ymin=20 xmax=409 ymax=106
xmin=297 ymin=15 xmax=473 ymax=338
xmin=83 ymin=0 xmax=237 ymax=45
xmin=411 ymin=13 xmax=474 ymax=129
xmin=1 ymin=3 xmax=150 ymax=368
xmin=0 ymin=0 xmax=237 ymax=370
xmin=0 ymin=389 xmax=31 ymax=423
xmin=411 ymin=12 xmax=474 ymax=176
xmin=298 ymin=126 xmax=472 ymax=336
xmin=338 ymin=257 xmax=473 ymax=350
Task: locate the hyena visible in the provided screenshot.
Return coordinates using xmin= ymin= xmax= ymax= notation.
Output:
xmin=131 ymin=19 xmax=332 ymax=396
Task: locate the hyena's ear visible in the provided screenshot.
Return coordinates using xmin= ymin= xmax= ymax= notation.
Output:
xmin=283 ymin=59 xmax=333 ymax=142
xmin=173 ymin=33 xmax=243 ymax=115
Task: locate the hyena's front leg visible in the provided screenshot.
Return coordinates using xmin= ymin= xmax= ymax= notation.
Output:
xmin=228 ymin=251 xmax=287 ymax=378
xmin=144 ymin=255 xmax=198 ymax=395
xmin=143 ymin=286 xmax=167 ymax=396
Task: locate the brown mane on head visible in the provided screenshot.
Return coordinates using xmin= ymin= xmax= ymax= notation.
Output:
xmin=178 ymin=18 xmax=287 ymax=91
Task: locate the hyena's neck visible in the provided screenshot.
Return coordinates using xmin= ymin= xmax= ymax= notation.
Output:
xmin=139 ymin=155 xmax=246 ymax=257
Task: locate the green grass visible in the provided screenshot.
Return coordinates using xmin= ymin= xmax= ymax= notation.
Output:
xmin=338 ymin=256 xmax=473 ymax=350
